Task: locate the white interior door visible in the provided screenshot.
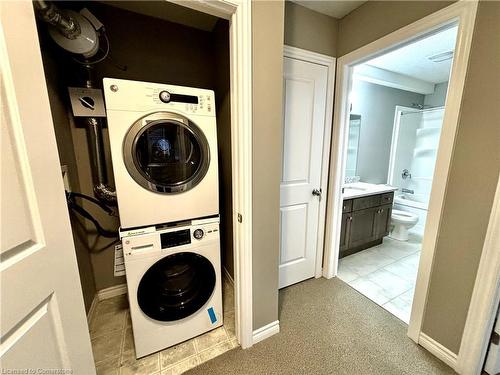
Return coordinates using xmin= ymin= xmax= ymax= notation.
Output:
xmin=0 ymin=2 xmax=95 ymax=373
xmin=279 ymin=56 xmax=329 ymax=289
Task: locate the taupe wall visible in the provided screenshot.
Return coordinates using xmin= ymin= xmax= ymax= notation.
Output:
xmin=337 ymin=0 xmax=500 ymax=354
xmin=252 ymin=0 xmax=284 ymax=330
xmin=338 ymin=1 xmax=453 ymax=56
xmin=422 ymin=1 xmax=500 ymax=353
xmin=39 ymin=3 xmax=231 ymax=291
xmin=284 ymin=1 xmax=338 ymax=57
xmin=39 ymin=44 xmax=96 ymax=313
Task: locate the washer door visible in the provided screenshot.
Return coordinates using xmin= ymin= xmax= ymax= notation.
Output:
xmin=137 ymin=252 xmax=216 ymax=322
xmin=123 ymin=112 xmax=210 ymax=193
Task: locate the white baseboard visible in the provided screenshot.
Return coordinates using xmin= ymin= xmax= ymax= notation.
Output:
xmin=97 ymin=283 xmax=128 ymax=301
xmin=223 ymin=266 xmax=234 ymax=285
xmin=252 ymin=320 xmax=280 ymax=345
xmin=87 ymin=294 xmax=98 ymax=323
xmin=419 ymin=333 xmax=458 ymax=370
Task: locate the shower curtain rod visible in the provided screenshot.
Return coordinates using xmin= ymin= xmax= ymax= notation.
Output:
xmin=401 ymin=106 xmax=445 ymax=115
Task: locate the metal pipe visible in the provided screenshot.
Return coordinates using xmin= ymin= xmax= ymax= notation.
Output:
xmin=35 ymin=1 xmax=116 ymax=205
xmin=401 ymin=106 xmax=445 ymax=115
xmin=85 ymin=117 xmax=116 ymax=205
xmin=82 ymin=67 xmax=116 ymax=205
xmin=34 ymin=0 xmax=81 ymax=39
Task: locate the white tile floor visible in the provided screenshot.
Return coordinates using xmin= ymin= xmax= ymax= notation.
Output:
xmin=337 ymin=233 xmax=422 ymax=323
xmin=90 ymin=279 xmax=237 ymax=375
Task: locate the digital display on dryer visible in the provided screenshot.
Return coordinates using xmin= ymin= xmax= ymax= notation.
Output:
xmin=161 ymin=229 xmax=191 ymax=248
xmin=170 ymin=93 xmax=198 ymax=104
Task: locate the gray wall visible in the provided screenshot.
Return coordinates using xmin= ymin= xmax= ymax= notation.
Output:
xmin=338 ymin=0 xmax=500 ymax=354
xmin=424 ymin=82 xmax=448 ymax=107
xmin=284 ymin=1 xmax=338 ymax=57
xmin=352 ymin=79 xmax=424 ymax=183
xmin=422 ymin=1 xmax=500 ymax=353
xmin=252 ymin=0 xmax=284 ymax=330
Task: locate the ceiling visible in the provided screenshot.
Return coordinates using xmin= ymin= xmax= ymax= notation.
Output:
xmin=99 ymin=1 xmax=220 ymax=32
xmin=291 ymin=0 xmax=367 ymax=19
xmin=365 ymin=25 xmax=459 ymax=84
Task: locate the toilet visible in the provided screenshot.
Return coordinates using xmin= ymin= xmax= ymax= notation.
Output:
xmin=390 ymin=209 xmax=419 ymax=241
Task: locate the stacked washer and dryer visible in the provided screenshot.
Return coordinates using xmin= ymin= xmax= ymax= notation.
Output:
xmin=103 ymin=78 xmax=223 ymax=358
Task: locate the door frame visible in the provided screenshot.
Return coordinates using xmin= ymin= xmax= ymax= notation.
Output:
xmin=456 ymin=175 xmax=500 ymax=374
xmin=322 ymin=0 xmax=478 ymax=349
xmin=283 ymin=45 xmax=336 ymax=279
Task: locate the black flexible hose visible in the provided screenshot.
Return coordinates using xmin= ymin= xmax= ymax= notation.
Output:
xmin=66 ymin=191 xmax=118 ymax=238
xmin=68 ymin=200 xmax=117 ymax=238
xmin=67 ymin=191 xmax=113 ymax=214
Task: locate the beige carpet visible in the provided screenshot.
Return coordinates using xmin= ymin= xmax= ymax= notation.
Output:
xmin=187 ymin=277 xmax=454 ymax=375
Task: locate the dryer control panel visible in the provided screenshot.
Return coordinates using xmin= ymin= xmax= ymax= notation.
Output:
xmin=153 ymin=88 xmax=214 ymax=116
xmin=103 ymin=78 xmax=215 ymax=116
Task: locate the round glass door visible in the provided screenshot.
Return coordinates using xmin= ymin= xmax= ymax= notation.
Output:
xmin=123 ymin=112 xmax=210 ymax=193
xmin=137 ymin=252 xmax=216 ymax=322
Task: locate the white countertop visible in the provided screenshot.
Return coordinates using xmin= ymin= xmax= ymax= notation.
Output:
xmin=343 ymin=182 xmax=398 ymax=200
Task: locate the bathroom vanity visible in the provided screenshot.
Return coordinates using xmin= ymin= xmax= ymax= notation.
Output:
xmin=340 ymin=183 xmax=398 ymax=258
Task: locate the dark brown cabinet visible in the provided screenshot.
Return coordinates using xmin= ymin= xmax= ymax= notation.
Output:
xmin=340 ymin=192 xmax=393 ymax=258
xmin=339 ymin=213 xmax=351 ymax=252
xmin=373 ymin=204 xmax=392 ymax=238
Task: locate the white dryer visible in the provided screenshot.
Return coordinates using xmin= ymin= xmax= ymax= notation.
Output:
xmin=103 ymin=78 xmax=219 ymax=229
xmin=122 ymin=217 xmax=223 ymax=358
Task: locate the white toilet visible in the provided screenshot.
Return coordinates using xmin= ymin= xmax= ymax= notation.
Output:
xmin=390 ymin=209 xmax=419 ymax=241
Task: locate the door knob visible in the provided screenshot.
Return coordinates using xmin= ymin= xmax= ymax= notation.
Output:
xmin=312 ymin=188 xmax=322 ymax=198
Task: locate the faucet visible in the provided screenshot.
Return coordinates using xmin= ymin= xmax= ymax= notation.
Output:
xmin=402 ymin=188 xmax=414 ymax=194
xmin=344 ymin=176 xmax=360 ymax=184
xmin=402 ymin=169 xmax=412 ymax=180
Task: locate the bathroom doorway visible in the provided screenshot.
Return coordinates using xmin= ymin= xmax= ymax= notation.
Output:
xmin=322 ymin=1 xmax=478 ymax=343
xmin=336 ymin=26 xmax=456 ymax=322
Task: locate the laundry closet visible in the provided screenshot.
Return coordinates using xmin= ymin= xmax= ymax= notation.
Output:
xmin=35 ymin=1 xmax=236 ymax=371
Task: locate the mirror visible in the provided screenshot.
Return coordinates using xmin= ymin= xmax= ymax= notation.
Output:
xmin=345 ymin=114 xmax=361 ymax=177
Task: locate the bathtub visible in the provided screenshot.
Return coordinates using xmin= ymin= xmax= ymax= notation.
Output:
xmin=394 ymin=193 xmax=428 ymax=210
xmin=393 ymin=193 xmax=428 ymax=237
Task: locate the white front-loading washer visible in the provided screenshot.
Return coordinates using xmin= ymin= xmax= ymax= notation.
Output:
xmin=103 ymin=78 xmax=219 ymax=229
xmin=122 ymin=216 xmax=223 ymax=358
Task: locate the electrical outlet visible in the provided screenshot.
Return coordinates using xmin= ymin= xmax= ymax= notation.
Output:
xmin=61 ymin=165 xmax=71 ymax=192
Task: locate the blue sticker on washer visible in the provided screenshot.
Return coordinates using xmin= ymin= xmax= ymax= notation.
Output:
xmin=207 ymin=307 xmax=217 ymax=324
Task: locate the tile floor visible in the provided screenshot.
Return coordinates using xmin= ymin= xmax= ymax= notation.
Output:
xmin=90 ymin=279 xmax=237 ymax=375
xmin=337 ymin=233 xmax=422 ymax=323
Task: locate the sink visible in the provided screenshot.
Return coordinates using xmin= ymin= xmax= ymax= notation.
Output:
xmin=344 ymin=186 xmax=367 ymax=191
xmin=342 ymin=182 xmax=397 ymax=198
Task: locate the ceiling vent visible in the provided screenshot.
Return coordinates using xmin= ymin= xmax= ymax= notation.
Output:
xmin=427 ymin=50 xmax=454 ymax=63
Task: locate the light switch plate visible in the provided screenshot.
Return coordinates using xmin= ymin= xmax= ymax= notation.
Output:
xmin=61 ymin=164 xmax=70 ymax=192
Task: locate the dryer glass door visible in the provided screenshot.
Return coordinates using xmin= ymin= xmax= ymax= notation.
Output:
xmin=137 ymin=252 xmax=216 ymax=321
xmin=124 ymin=113 xmax=210 ymax=193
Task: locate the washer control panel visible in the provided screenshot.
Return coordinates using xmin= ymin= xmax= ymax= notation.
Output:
xmin=121 ymin=218 xmax=220 ymax=256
